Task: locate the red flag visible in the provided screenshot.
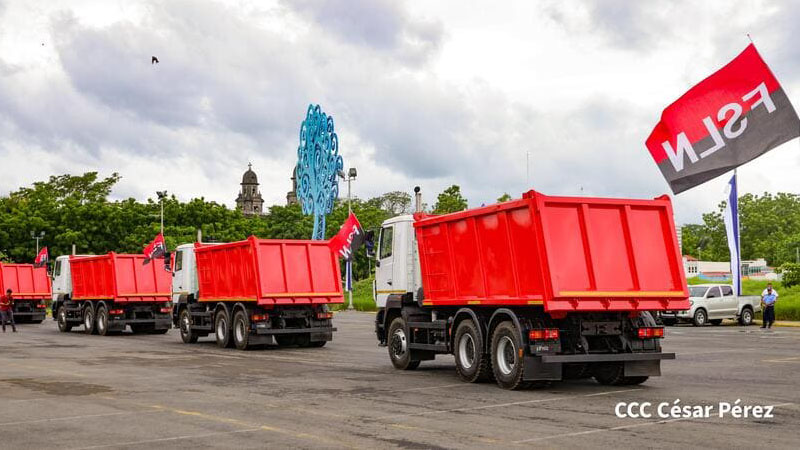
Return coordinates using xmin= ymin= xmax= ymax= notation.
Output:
xmin=143 ymin=233 xmax=167 ymax=265
xmin=646 ymin=44 xmax=800 ymax=194
xmin=329 ymin=212 xmax=364 ymax=260
xmin=34 ymin=246 xmax=48 ymax=268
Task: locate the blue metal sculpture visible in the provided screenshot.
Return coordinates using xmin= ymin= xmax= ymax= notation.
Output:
xmin=296 ymin=104 xmax=343 ymax=240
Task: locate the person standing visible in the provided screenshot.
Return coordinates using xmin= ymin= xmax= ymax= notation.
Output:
xmin=760 ymin=284 xmax=778 ymax=329
xmin=0 ymin=288 xmax=17 ymax=333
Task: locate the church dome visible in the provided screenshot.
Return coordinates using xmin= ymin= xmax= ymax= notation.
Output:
xmin=242 ymin=163 xmax=258 ymax=184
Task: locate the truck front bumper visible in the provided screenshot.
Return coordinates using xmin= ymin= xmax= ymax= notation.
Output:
xmin=524 ymin=352 xmax=676 ymax=381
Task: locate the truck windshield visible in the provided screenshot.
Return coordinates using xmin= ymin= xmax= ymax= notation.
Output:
xmin=689 ymin=286 xmax=708 ymax=297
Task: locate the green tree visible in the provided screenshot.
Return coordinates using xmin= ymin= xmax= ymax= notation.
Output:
xmin=433 ymin=185 xmax=468 ymax=214
xmin=497 ymin=193 xmax=512 ymax=203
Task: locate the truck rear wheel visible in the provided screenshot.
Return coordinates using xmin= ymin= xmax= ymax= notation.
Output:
xmin=490 ymin=321 xmax=527 ymax=389
xmin=96 ymin=305 xmax=110 ymax=336
xmin=179 ymin=309 xmax=199 ymax=343
xmin=214 ymin=309 xmax=233 ymax=348
xmin=387 ymin=317 xmax=420 ymax=370
xmin=454 ymin=319 xmax=490 ymax=383
xmin=57 ymin=306 xmax=72 ymax=332
xmin=232 ymin=310 xmax=251 ymax=350
xmin=83 ymin=305 xmax=96 ymax=335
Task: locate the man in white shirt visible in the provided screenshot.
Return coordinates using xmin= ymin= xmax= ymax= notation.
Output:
xmin=761 ymin=283 xmax=778 ymax=299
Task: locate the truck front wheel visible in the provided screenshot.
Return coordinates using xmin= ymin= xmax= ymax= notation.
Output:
xmin=83 ymin=305 xmax=96 ymax=335
xmin=179 ymin=309 xmax=199 ymax=344
xmin=232 ymin=310 xmax=251 ymax=350
xmin=455 ymin=319 xmax=491 ymax=383
xmin=214 ymin=310 xmax=233 ymax=348
xmin=387 ymin=317 xmax=420 ymax=370
xmin=57 ymin=306 xmax=72 ymax=332
xmin=490 ymin=321 xmax=527 ymax=389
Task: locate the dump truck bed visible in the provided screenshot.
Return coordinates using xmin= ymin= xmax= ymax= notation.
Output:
xmin=0 ymin=263 xmax=51 ymax=300
xmin=414 ymin=190 xmax=689 ymax=314
xmin=69 ymin=253 xmax=172 ymax=303
xmin=194 ymin=236 xmax=344 ymax=306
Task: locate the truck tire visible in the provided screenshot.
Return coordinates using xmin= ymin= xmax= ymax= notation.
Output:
xmin=692 ymin=309 xmax=707 ymax=327
xmin=179 ymin=309 xmax=199 ymax=344
xmin=454 ymin=319 xmax=491 ymax=383
xmin=232 ymin=310 xmax=251 ymax=350
xmin=490 ymin=321 xmax=527 ymax=389
xmin=307 ymin=340 xmax=327 ymax=348
xmin=83 ymin=305 xmax=97 ymax=335
xmin=96 ymin=305 xmax=110 ymax=336
xmin=57 ymin=306 xmax=72 ymax=332
xmin=593 ymin=363 xmax=625 ymax=385
xmin=276 ymin=335 xmax=298 ymax=346
xmin=214 ymin=309 xmax=233 ymax=348
xmin=710 ymin=319 xmax=723 ymax=326
xmin=387 ymin=317 xmax=420 ymax=370
xmin=739 ymin=307 xmax=754 ymax=326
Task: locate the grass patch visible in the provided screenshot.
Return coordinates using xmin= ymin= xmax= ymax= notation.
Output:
xmin=687 ymin=277 xmax=800 ymax=321
xmin=332 ymin=276 xmax=377 ymax=312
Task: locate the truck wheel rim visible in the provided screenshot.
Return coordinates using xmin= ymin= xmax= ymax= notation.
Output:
xmin=497 ymin=336 xmax=516 ymax=376
xmin=217 ymin=318 xmax=226 ymax=340
xmin=391 ymin=329 xmax=407 ymax=358
xmin=235 ymin=320 xmax=244 ymax=343
xmin=458 ymin=333 xmax=476 ymax=369
xmin=98 ymin=312 xmax=105 ymax=332
xmin=85 ymin=311 xmax=92 ymax=328
xmin=181 ymin=314 xmax=191 ymax=336
xmin=59 ymin=309 xmax=65 ymax=325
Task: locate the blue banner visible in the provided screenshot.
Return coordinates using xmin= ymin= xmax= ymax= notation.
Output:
xmin=723 ymin=174 xmax=741 ymax=295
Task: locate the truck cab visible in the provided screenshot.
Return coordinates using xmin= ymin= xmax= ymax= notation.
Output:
xmin=51 ymin=255 xmax=74 ymax=303
xmin=171 ymin=243 xmax=200 ymax=305
xmin=374 ymin=215 xmax=421 ymax=308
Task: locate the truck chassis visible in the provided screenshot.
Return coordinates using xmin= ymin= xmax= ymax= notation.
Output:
xmin=376 ymin=295 xmax=671 ymax=389
xmin=174 ymin=297 xmax=335 ymax=350
xmin=53 ymin=297 xmax=171 ymax=335
xmin=12 ymin=299 xmax=47 ymax=323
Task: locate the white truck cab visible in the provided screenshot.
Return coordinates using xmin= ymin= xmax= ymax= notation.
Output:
xmin=660 ymin=284 xmax=760 ymax=326
xmin=374 ymin=215 xmax=421 ymax=308
xmin=171 ymin=243 xmax=200 ymax=303
xmin=51 ymin=255 xmax=90 ymax=301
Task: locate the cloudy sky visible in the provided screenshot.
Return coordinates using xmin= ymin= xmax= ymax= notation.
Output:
xmin=0 ymin=0 xmax=798 ymax=225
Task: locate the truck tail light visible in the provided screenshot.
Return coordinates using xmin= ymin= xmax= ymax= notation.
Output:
xmin=109 ymin=309 xmax=124 ymax=315
xmin=529 ymin=328 xmax=559 ymax=340
xmin=316 ymin=312 xmax=333 ymax=320
xmin=36 ymin=302 xmax=47 ymax=309
xmin=251 ymin=314 xmax=269 ymax=322
xmin=159 ymin=307 xmax=172 ymax=314
xmin=637 ymin=327 xmax=664 ymax=339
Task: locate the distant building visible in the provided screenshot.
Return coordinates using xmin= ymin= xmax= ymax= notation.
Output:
xmin=286 ymin=166 xmax=298 ymax=206
xmin=682 ymin=255 xmax=778 ymax=281
xmin=236 ymin=163 xmax=264 ymax=216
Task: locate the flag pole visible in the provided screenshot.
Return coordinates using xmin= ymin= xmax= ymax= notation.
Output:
xmin=734 ymin=168 xmax=742 ymax=295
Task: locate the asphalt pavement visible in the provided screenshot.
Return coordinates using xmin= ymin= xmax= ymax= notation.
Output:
xmin=1 ymin=312 xmax=798 ymax=449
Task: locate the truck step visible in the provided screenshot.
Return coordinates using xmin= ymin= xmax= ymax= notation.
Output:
xmin=407 ymin=320 xmax=447 ymax=330
xmin=408 ymin=342 xmax=448 ymax=352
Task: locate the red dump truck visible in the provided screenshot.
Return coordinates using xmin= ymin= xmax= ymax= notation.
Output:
xmin=51 ymin=253 xmax=173 ymax=335
xmin=374 ymin=189 xmax=689 ymax=389
xmin=170 ymin=236 xmax=343 ymax=350
xmin=0 ymin=263 xmax=51 ymax=323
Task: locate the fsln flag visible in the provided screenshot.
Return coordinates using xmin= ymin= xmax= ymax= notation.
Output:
xmin=329 ymin=212 xmax=365 ymax=260
xmin=723 ymin=174 xmax=741 ymax=296
xmin=34 ymin=246 xmax=48 ymax=268
xmin=646 ymin=44 xmax=800 ymax=194
xmin=143 ymin=233 xmax=167 ymax=265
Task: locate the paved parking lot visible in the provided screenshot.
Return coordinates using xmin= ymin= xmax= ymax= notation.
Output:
xmin=1 ymin=312 xmax=799 ymax=449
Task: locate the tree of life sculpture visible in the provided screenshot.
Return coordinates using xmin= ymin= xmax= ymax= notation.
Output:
xmin=295 ymin=104 xmax=343 ymax=240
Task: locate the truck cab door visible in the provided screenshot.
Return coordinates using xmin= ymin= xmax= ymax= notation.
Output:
xmin=171 ymin=249 xmax=187 ymax=304
xmin=375 ymin=224 xmax=396 ymax=308
xmin=51 ymin=257 xmax=71 ymax=301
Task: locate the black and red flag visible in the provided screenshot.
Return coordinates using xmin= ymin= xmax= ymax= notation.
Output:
xmin=143 ymin=233 xmax=167 ymax=265
xmin=646 ymin=44 xmax=800 ymax=194
xmin=329 ymin=212 xmax=365 ymax=260
xmin=34 ymin=247 xmax=48 ymax=268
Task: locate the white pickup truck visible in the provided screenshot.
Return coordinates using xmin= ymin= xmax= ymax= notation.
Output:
xmin=660 ymin=284 xmax=761 ymax=326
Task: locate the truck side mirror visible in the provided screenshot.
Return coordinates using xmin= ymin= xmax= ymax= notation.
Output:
xmin=365 ymin=229 xmax=376 ymax=258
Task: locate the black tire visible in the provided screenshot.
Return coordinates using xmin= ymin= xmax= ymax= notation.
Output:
xmin=275 ymin=335 xmax=298 ymax=347
xmin=179 ymin=308 xmax=199 ymax=344
xmin=739 ymin=307 xmax=754 ymax=326
xmin=490 ymin=321 xmax=527 ymax=389
xmin=57 ymin=306 xmax=72 ymax=332
xmin=692 ymin=309 xmax=707 ymax=327
xmin=593 ymin=363 xmax=626 ymax=385
xmin=387 ymin=317 xmax=420 ymax=370
xmin=454 ymin=319 xmax=491 ymax=383
xmin=232 ymin=310 xmax=251 ymax=350
xmin=622 ymin=376 xmax=650 ymax=385
xmin=148 ymin=328 xmax=169 ymax=335
xmin=308 ymin=340 xmax=327 ymax=348
xmin=83 ymin=305 xmax=96 ymax=335
xmin=563 ymin=364 xmax=592 ymax=380
xmin=710 ymin=319 xmax=723 ymax=326
xmin=214 ymin=309 xmax=233 ymax=348
xmin=96 ymin=305 xmax=110 ymax=336
xmin=662 ymin=318 xmax=677 ymax=326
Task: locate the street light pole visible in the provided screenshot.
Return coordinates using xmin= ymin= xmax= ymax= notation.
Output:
xmin=339 ymin=167 xmax=357 ymax=310
xmin=156 ymin=191 xmax=168 ymax=234
xmin=31 ymin=231 xmax=45 ymax=254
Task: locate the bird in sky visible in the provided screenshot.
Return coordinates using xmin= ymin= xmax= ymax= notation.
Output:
xmin=152 ymin=56 xmax=159 ymax=64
